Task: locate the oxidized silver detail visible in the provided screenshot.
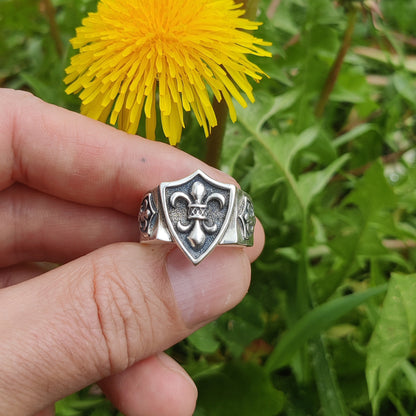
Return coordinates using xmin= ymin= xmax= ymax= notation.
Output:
xmin=138 ymin=192 xmax=157 ymax=237
xmin=170 ymin=181 xmax=226 ymax=248
xmin=138 ymin=170 xmax=254 ymax=265
xmin=238 ymin=196 xmax=256 ymax=241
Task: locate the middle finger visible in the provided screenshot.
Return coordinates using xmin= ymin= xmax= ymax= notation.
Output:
xmin=0 ymin=184 xmax=137 ymax=267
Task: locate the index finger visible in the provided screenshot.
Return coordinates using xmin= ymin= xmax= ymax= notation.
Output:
xmin=0 ymin=89 xmax=234 ymax=215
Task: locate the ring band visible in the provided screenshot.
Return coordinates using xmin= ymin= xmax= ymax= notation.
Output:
xmin=138 ymin=170 xmax=255 ymax=265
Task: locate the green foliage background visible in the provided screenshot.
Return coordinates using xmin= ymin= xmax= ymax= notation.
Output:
xmin=2 ymin=0 xmax=416 ymax=414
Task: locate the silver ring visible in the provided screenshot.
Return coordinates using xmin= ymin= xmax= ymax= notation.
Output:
xmin=138 ymin=170 xmax=255 ymax=265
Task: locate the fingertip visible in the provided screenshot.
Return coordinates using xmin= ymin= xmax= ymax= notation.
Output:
xmin=33 ymin=405 xmax=55 ymax=416
xmin=247 ymin=219 xmax=265 ymax=263
xmin=156 ymin=352 xmax=198 ymax=411
xmin=167 ymin=247 xmax=251 ymax=328
xmin=100 ymin=353 xmax=197 ymax=416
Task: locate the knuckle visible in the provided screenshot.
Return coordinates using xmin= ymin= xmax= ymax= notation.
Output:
xmin=88 ymin=250 xmax=139 ymax=373
xmin=85 ymin=245 xmax=174 ymax=373
xmin=4 ymin=90 xmax=41 ymax=185
xmin=1 ymin=89 xmax=38 ymax=113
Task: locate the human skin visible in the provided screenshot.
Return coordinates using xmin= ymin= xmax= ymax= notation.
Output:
xmin=0 ymin=89 xmax=264 ymax=416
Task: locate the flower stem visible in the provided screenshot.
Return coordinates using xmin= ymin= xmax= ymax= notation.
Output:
xmin=314 ymin=9 xmax=358 ymax=118
xmin=242 ymin=0 xmax=260 ymax=20
xmin=41 ymin=0 xmax=64 ymax=58
xmin=205 ymin=99 xmax=229 ymax=168
xmin=205 ymin=0 xmax=260 ymax=168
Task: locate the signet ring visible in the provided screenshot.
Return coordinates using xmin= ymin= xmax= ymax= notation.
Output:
xmin=138 ymin=170 xmax=255 ymax=265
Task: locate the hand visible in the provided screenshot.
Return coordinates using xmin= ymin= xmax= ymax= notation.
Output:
xmin=0 ymin=89 xmax=264 ymax=416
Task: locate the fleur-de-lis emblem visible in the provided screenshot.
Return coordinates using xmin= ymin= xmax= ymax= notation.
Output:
xmin=161 ymin=170 xmax=234 ymax=264
xmin=170 ymin=181 xmax=225 ymax=249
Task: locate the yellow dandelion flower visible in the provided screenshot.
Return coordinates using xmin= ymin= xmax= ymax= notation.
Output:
xmin=64 ymin=0 xmax=271 ymax=145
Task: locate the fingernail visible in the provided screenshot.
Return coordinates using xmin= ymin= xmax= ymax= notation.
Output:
xmin=166 ymin=247 xmax=250 ymax=327
xmin=156 ymin=352 xmax=195 ymax=387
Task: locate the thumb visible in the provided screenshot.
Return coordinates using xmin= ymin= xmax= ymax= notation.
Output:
xmin=0 ymin=243 xmax=250 ymax=415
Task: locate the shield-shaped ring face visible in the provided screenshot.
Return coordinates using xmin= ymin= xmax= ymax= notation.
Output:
xmin=160 ymin=170 xmax=235 ymax=264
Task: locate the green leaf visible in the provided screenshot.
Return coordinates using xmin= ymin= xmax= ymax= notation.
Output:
xmin=366 ymin=273 xmax=416 ymax=415
xmin=188 ymin=322 xmax=220 ymax=354
xmin=221 ymin=122 xmax=253 ymax=176
xmin=400 ymin=360 xmax=416 ymax=394
xmin=345 ymin=160 xmax=397 ymax=217
xmin=333 ymin=124 xmax=378 ymax=148
xmin=270 ymin=3 xmax=301 ymax=35
xmin=188 ymin=296 xmax=265 ymax=357
xmin=327 ymin=162 xmax=398 ymax=281
xmin=249 ymin=127 xmax=320 ymax=215
xmin=195 ymin=362 xmax=285 ymax=416
xmin=237 ymin=89 xmax=300 ymax=135
xmin=55 ymin=394 xmax=109 ymax=416
xmin=310 ymin=335 xmax=348 ymax=416
xmin=296 ymin=153 xmax=349 ymax=209
xmin=215 ymin=295 xmax=265 ymax=357
xmin=266 ymin=285 xmax=387 ymax=372
xmin=354 ymin=46 xmax=416 ymax=74
xmin=264 ymin=127 xmax=320 ymax=173
xmin=330 ymin=66 xmax=373 ymax=104
xmin=393 ymin=72 xmax=416 ymax=109
xmin=306 ymin=0 xmax=341 ymax=26
xmin=20 ymin=72 xmax=56 ymax=103
xmin=256 ymin=90 xmax=300 ymax=134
